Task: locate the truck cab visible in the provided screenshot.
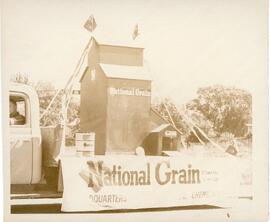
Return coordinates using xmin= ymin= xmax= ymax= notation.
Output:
xmin=10 ymin=83 xmax=42 ymax=185
xmin=10 ymin=83 xmax=63 ymax=212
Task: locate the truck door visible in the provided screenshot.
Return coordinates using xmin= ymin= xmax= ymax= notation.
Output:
xmin=9 ymin=93 xmax=33 ymax=184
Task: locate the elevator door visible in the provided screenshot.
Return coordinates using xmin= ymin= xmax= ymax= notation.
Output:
xmin=162 ymin=137 xmax=172 ymax=151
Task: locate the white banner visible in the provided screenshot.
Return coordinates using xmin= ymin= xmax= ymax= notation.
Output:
xmin=61 ymin=155 xmax=240 ymax=212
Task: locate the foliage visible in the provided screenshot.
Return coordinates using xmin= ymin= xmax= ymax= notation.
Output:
xmin=153 ymin=85 xmax=252 ymax=141
xmin=10 ymin=73 xmax=80 ymax=129
xmin=11 ymin=73 xmax=251 ymax=142
xmin=186 ymin=85 xmax=252 ymax=137
xmin=66 ymin=100 xmax=80 ymax=145
xmin=36 ymin=82 xmax=63 ymax=126
xmin=152 ymin=98 xmax=188 ymax=134
xmin=219 ymin=132 xmax=235 ymax=143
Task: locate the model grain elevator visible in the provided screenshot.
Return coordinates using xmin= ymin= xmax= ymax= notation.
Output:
xmin=80 ymin=37 xmax=151 ymax=155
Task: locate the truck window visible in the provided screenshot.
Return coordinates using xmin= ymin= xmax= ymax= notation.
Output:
xmin=9 ymin=96 xmax=26 ymax=126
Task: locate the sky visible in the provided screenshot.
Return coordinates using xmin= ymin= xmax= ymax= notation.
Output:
xmin=2 ymin=0 xmax=267 ymax=105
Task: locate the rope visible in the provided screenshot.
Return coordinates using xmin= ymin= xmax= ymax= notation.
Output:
xmin=57 ymin=36 xmax=92 ymax=155
xmin=160 ymin=100 xmax=205 ymax=145
xmin=39 ymin=38 xmax=92 ymax=120
xmin=149 ymin=58 xmax=231 ymax=154
xmin=64 ymin=43 xmax=90 ymax=113
xmin=182 ymin=110 xmax=231 ymax=154
xmin=180 ymin=113 xmax=205 ymax=145
xmin=39 ymin=89 xmax=61 ymax=120
xmin=162 ymin=102 xmax=177 ymax=128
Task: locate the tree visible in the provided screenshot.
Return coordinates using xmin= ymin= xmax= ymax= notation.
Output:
xmin=35 ymin=81 xmax=63 ymax=126
xmin=10 ymin=73 xmax=80 ymax=129
xmin=152 ymin=98 xmax=188 ymax=134
xmin=152 ymin=98 xmax=208 ymax=144
xmin=186 ymin=85 xmax=252 ymax=137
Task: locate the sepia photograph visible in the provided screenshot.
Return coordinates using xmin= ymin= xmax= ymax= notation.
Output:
xmin=1 ymin=0 xmax=268 ymax=221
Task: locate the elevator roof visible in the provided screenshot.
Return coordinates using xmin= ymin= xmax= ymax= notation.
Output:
xmin=99 ymin=63 xmax=152 ymax=81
